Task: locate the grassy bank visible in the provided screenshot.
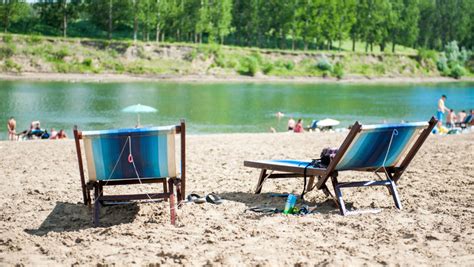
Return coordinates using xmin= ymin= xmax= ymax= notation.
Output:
xmin=0 ymin=34 xmax=472 ymax=80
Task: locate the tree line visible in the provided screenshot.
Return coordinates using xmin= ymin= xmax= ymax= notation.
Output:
xmin=1 ymin=0 xmax=473 ymax=52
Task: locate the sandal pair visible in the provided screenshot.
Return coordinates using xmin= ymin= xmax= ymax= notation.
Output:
xmin=186 ymin=193 xmax=223 ymax=205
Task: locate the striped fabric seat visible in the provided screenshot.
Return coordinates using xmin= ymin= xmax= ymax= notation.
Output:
xmin=335 ymin=122 xmax=428 ymax=171
xmin=82 ymin=126 xmax=177 ymax=181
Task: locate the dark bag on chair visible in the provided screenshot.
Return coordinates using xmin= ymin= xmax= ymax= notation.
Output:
xmin=301 ymin=147 xmax=339 ymax=199
xmin=320 ymin=147 xmax=339 ymax=167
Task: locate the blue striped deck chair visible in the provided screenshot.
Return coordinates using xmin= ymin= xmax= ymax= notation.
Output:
xmin=73 ymin=120 xmax=186 ymax=226
xmin=244 ymin=117 xmax=437 ymax=215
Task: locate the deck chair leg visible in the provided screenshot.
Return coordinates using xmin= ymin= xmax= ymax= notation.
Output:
xmin=331 ymin=176 xmax=347 ymax=216
xmin=306 ymin=176 xmax=315 ymax=192
xmin=389 ymin=180 xmax=402 ymax=210
xmin=163 ymin=180 xmax=168 ymax=202
xmin=93 ymin=184 xmax=100 ymax=227
xmin=321 ymin=184 xmax=340 ymax=209
xmin=168 ymin=179 xmax=176 ymax=225
xmin=255 ymin=169 xmax=267 ymax=194
xmin=175 ymin=178 xmax=182 ymax=202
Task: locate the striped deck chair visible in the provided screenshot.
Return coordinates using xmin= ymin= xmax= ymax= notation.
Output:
xmin=73 ymin=120 xmax=186 ymax=226
xmin=244 ymin=117 xmax=437 ymax=215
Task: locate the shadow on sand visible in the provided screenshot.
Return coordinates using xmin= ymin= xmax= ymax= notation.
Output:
xmin=219 ymin=191 xmax=350 ymax=215
xmin=25 ymin=201 xmax=139 ymax=235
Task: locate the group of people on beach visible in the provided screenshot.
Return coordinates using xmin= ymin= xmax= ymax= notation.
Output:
xmin=435 ymin=95 xmax=474 ymax=134
xmin=287 ymin=117 xmax=305 ymax=133
xmin=7 ymin=117 xmax=67 ymax=141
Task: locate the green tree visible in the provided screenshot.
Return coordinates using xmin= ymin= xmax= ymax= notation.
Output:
xmin=357 ymin=0 xmax=391 ymax=52
xmin=35 ymin=0 xmax=83 ymax=37
xmin=208 ymin=0 xmax=232 ymax=44
xmin=395 ymin=0 xmax=419 ymax=52
xmin=0 ymin=0 xmax=29 ymax=33
xmin=87 ymin=0 xmax=132 ymax=39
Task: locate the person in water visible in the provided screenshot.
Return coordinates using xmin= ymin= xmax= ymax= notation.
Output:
xmin=287 ymin=117 xmax=295 ymax=131
xmin=436 ymin=95 xmax=449 ymax=123
xmin=294 ymin=119 xmax=304 ymax=133
xmin=7 ymin=117 xmax=16 ymax=141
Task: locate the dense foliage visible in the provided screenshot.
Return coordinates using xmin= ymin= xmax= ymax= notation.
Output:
xmin=0 ymin=0 xmax=473 ymax=52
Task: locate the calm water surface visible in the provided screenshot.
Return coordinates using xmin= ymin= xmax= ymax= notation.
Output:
xmin=0 ymin=81 xmax=473 ymax=139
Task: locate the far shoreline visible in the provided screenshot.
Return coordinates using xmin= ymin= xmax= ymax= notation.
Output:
xmin=1 ymin=72 xmax=473 ymax=84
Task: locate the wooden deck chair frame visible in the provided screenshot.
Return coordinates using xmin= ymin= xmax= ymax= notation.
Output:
xmin=244 ymin=117 xmax=437 ymax=215
xmin=73 ymin=120 xmax=186 ymax=226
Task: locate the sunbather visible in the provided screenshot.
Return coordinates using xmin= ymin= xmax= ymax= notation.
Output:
xmin=57 ymin=129 xmax=67 ymax=139
xmin=446 ymin=109 xmax=456 ymax=128
xmin=294 ymin=119 xmax=304 ymax=133
xmin=287 ymin=117 xmax=295 ymax=131
xmin=457 ymin=110 xmax=467 ymax=123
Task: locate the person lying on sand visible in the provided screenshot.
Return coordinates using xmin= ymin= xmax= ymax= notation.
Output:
xmin=457 ymin=110 xmax=467 ymax=123
xmin=49 ymin=128 xmax=58 ymax=139
xmin=57 ymin=129 xmax=67 ymax=139
xmin=294 ymin=119 xmax=304 ymax=133
xmin=287 ymin=117 xmax=295 ymax=131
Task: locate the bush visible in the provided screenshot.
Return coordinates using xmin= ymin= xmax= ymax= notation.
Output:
xmin=436 ymin=53 xmax=449 ymax=72
xmin=284 ymin=61 xmax=295 ymax=70
xmin=4 ymin=59 xmax=21 ymax=72
xmin=238 ymin=56 xmax=258 ymax=76
xmin=113 ymin=62 xmax=125 ymax=73
xmin=417 ymin=49 xmax=438 ymax=63
xmin=26 ymin=35 xmax=42 ymax=44
xmin=262 ymin=62 xmax=274 ymax=74
xmin=449 ymin=64 xmax=466 ymax=79
xmin=82 ymin=58 xmax=93 ymax=67
xmin=374 ymin=63 xmax=386 ymax=75
xmin=0 ymin=45 xmax=15 ymax=59
xmin=437 ymin=41 xmax=471 ymax=78
xmin=54 ymin=47 xmax=70 ymax=60
xmin=54 ymin=62 xmax=71 ymax=73
xmin=316 ymin=55 xmax=333 ymax=71
xmin=332 ymin=62 xmax=344 ymax=79
xmin=2 ymin=34 xmax=13 ymax=43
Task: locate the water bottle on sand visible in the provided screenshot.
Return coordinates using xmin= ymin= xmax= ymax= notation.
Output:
xmin=283 ymin=194 xmax=297 ymax=214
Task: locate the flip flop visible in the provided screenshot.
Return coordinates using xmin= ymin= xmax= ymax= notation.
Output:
xmin=245 ymin=206 xmax=281 ymax=214
xmin=205 ymin=193 xmax=223 ymax=205
xmin=186 ymin=193 xmax=206 ymax=204
xmin=270 ymin=193 xmax=289 ymax=198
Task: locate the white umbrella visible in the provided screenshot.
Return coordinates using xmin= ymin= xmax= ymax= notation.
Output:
xmin=316 ymin=118 xmax=340 ymax=127
xmin=122 ymin=104 xmax=157 ymax=126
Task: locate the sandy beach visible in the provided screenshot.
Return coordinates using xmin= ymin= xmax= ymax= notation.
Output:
xmin=0 ymin=131 xmax=473 ymax=265
xmin=1 ymin=72 xmax=474 ymax=84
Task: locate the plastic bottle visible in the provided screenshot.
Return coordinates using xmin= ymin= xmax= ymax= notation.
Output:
xmin=283 ymin=194 xmax=297 ymax=214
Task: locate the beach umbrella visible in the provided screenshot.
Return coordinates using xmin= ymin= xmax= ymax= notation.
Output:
xmin=316 ymin=118 xmax=340 ymax=127
xmin=122 ymin=104 xmax=157 ymax=126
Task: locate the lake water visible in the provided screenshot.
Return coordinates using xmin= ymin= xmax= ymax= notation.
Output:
xmin=1 ymin=80 xmax=473 ymax=139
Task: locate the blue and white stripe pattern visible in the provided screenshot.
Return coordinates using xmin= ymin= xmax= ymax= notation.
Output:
xmin=335 ymin=122 xmax=428 ymax=171
xmin=82 ymin=126 xmax=177 ymax=181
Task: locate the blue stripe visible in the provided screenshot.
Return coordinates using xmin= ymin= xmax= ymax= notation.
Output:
xmin=86 ymin=128 xmax=172 ymax=180
xmin=336 ymin=126 xmax=418 ymax=170
xmin=157 ymin=134 xmax=169 ymax=177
